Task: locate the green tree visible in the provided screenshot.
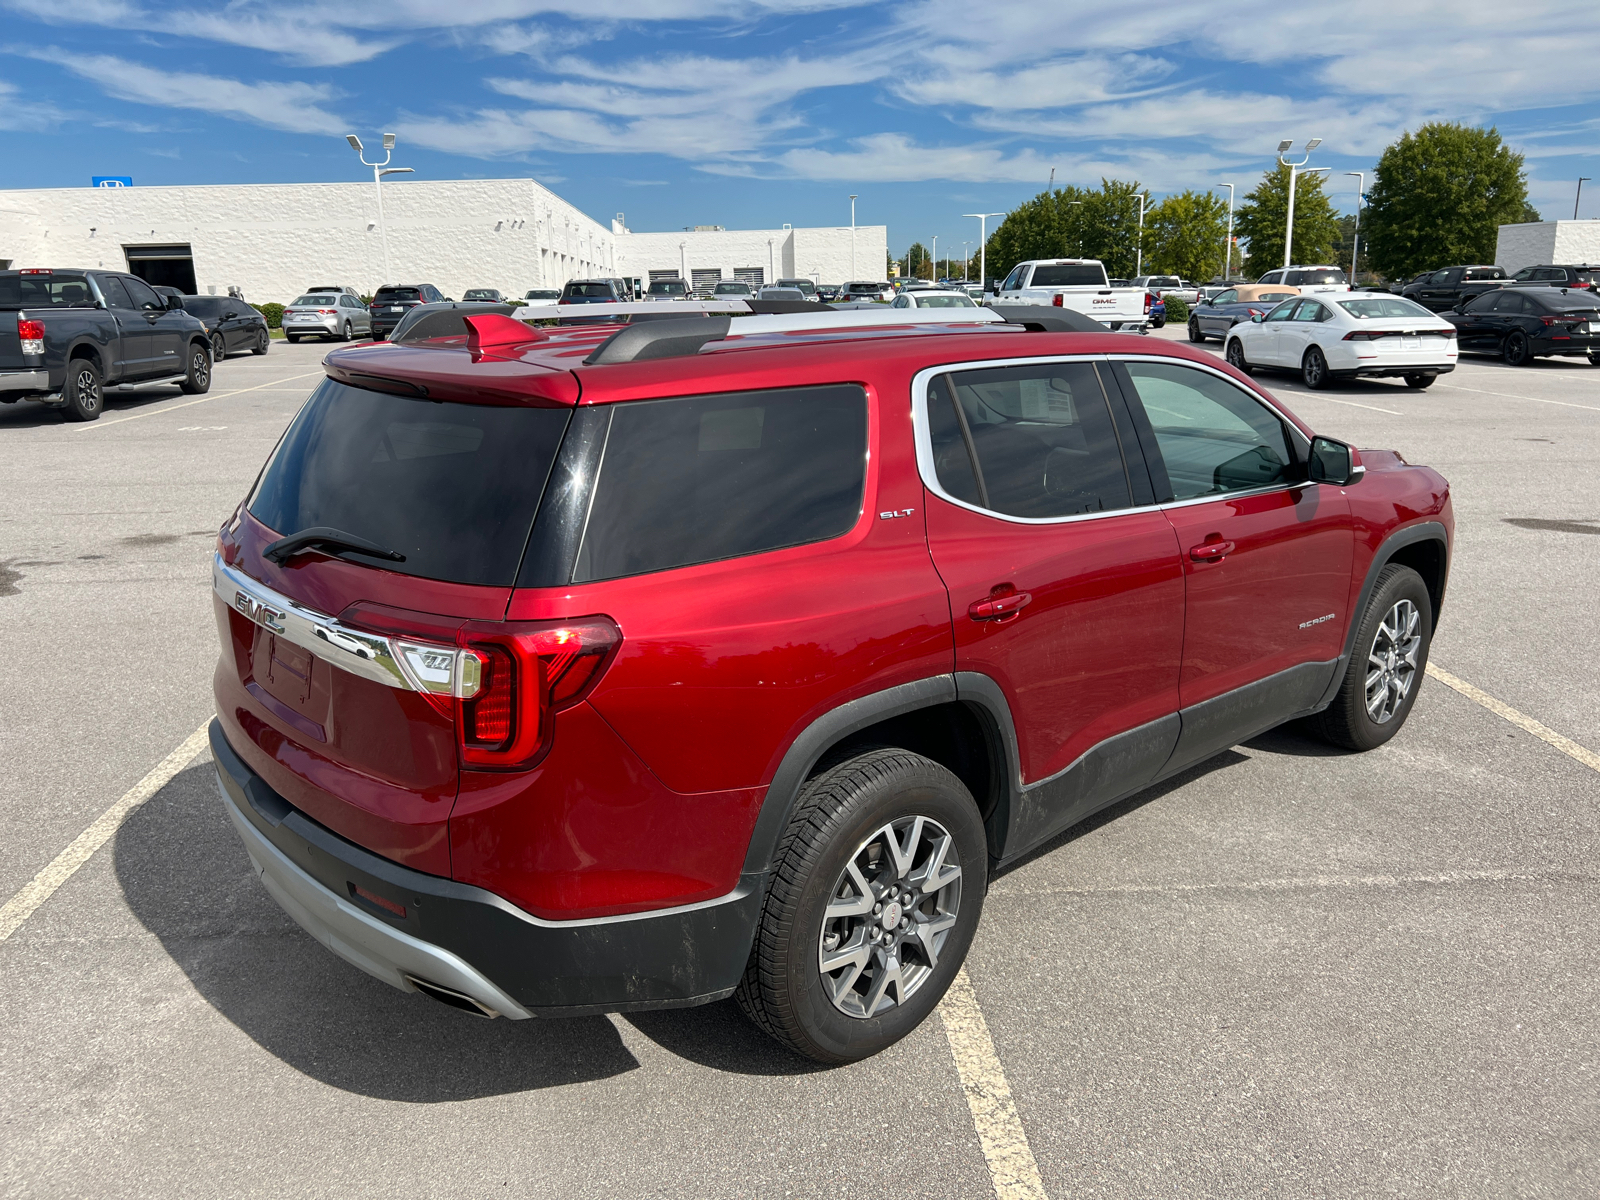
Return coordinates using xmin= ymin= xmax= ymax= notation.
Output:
xmin=905 ymin=242 xmax=933 ymax=279
xmin=984 ymin=179 xmax=1148 ymax=282
xmin=1363 ymin=122 xmax=1529 ymax=280
xmin=1146 ymin=190 xmax=1229 ymax=281
xmin=1234 ymin=163 xmax=1341 ymax=279
xmin=1518 ymin=200 xmax=1542 ymax=223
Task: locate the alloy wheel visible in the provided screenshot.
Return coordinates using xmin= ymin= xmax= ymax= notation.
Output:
xmin=1505 ymin=333 xmax=1529 ymax=365
xmin=211 ymin=333 xmax=226 ymax=361
xmin=818 ymin=815 xmax=962 ymax=1019
xmin=1304 ymin=347 xmax=1327 ymax=387
xmin=75 ymin=367 xmax=101 ymax=414
xmin=193 ymin=350 xmax=210 ymax=388
xmin=1227 ymin=340 xmax=1246 ymax=370
xmin=1365 ymin=598 xmax=1421 ymax=724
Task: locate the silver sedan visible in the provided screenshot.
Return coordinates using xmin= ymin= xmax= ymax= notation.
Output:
xmin=281 ymin=292 xmax=372 ymax=342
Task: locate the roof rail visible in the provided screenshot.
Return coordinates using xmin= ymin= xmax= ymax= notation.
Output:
xmin=585 ymin=316 xmax=733 ymax=365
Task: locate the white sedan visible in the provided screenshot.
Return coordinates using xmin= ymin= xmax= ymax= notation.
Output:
xmin=889 ymin=289 xmax=978 ymax=310
xmin=1224 ymin=293 xmax=1458 ymax=390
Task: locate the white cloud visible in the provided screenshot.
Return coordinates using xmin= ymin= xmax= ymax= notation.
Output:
xmin=24 ymin=50 xmax=345 ymax=133
xmin=0 ymin=79 xmax=67 ymax=130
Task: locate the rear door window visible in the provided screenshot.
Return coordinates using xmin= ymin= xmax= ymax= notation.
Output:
xmin=572 ymin=385 xmax=867 ymax=582
xmin=248 ymin=380 xmax=571 ymax=586
xmin=926 ymin=362 xmax=1134 ymax=519
xmin=1119 ymin=362 xmax=1295 ymax=501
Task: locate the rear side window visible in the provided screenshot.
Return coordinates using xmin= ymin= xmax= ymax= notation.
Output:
xmin=248 ymin=380 xmax=570 ymax=586
xmin=1121 ymin=363 xmax=1293 ymax=500
xmin=1030 ymin=264 xmax=1105 ymax=287
xmin=928 ymin=363 xmax=1132 ymax=519
xmin=184 ymin=296 xmax=218 ymax=317
xmin=572 ymin=386 xmax=867 ymax=582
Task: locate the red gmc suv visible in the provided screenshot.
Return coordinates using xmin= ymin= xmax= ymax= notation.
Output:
xmin=209 ymin=304 xmax=1452 ymax=1063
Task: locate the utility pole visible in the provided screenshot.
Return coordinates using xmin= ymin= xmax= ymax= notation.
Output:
xmin=1346 ymin=172 xmax=1365 ymax=283
xmin=347 ymin=132 xmax=413 ymax=286
xmin=1277 ymin=137 xmax=1322 ymax=268
xmin=1068 ymin=200 xmax=1083 ymax=256
xmin=1135 ymin=192 xmax=1147 ymax=276
xmin=963 ymin=212 xmax=1004 ymax=288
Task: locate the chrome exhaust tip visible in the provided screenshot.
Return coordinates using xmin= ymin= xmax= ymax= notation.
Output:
xmin=404 ymin=974 xmax=500 ymax=1019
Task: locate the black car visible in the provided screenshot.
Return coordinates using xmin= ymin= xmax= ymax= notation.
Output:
xmin=1401 ymin=265 xmax=1508 ymax=312
xmin=181 ymin=294 xmax=270 ymax=359
xmin=1505 ymin=264 xmax=1598 ymax=292
xmin=461 ymin=288 xmax=505 ymax=303
xmin=559 ymin=279 xmax=632 ymax=323
xmin=1445 ymin=286 xmax=1600 ymax=366
xmin=370 ymin=284 xmax=447 ymax=340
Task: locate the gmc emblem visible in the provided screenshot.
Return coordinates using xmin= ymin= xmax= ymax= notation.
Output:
xmin=234 ymin=590 xmax=286 ymax=633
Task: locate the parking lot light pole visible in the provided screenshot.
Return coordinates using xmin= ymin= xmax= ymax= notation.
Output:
xmin=1277 ymin=137 xmax=1322 ymax=268
xmin=964 ymin=213 xmax=1003 ymax=288
xmin=1577 ymin=178 xmax=1591 ymax=220
xmin=1346 ymin=171 xmax=1365 ymax=283
xmin=962 ymin=241 xmax=971 ymax=281
xmin=1215 ymin=184 xmax=1235 ymax=280
xmin=849 ymin=195 xmax=857 ymax=280
xmin=348 ymin=133 xmax=411 ymax=286
xmin=1135 ymin=192 xmax=1147 ymax=276
xmin=931 ymin=235 xmax=937 ymax=281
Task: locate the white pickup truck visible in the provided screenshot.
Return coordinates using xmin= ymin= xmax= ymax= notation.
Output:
xmin=989 ymin=258 xmax=1149 ymax=331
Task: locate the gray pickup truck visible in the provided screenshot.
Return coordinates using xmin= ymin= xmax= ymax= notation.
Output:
xmin=0 ymin=268 xmax=214 ymax=421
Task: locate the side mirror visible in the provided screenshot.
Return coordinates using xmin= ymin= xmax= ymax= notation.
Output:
xmin=1251 ymin=313 xmax=1265 ymax=323
xmin=165 ymin=294 xmax=185 ymax=311
xmin=1309 ymin=436 xmax=1363 ymax=487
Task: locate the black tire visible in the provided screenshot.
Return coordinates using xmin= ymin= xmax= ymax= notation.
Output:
xmin=251 ymin=329 xmax=269 ymax=355
xmin=1187 ymin=318 xmax=1205 ymax=343
xmin=340 ymin=321 xmax=352 ymax=341
xmin=735 ymin=748 xmax=986 ymax=1064
xmin=1403 ymin=373 xmax=1436 ymax=389
xmin=1308 ymin=564 xmax=1432 ymax=752
xmin=1302 ymin=345 xmax=1331 ymax=389
xmin=1503 ymin=330 xmax=1532 ymax=366
xmin=1150 ymin=315 xmax=1166 ymax=329
xmin=178 ymin=342 xmax=212 ymax=395
xmin=1226 ymin=337 xmax=1254 ymax=375
xmin=61 ymin=357 xmax=104 ymax=422
xmin=210 ymin=332 xmax=226 ymax=362
xmin=285 ymin=334 xmax=301 ymax=344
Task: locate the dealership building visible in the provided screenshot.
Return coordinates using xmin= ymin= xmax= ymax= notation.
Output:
xmin=1495 ymin=220 xmax=1600 ymax=274
xmin=0 ymin=178 xmax=887 ymax=302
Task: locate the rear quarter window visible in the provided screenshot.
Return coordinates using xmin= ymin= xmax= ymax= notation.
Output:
xmin=572 ymin=385 xmax=867 ymax=582
xmin=247 ymin=380 xmax=571 ymax=586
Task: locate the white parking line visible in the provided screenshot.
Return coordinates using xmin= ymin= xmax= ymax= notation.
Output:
xmin=992 ymin=867 xmax=1588 ymax=900
xmin=75 ymin=371 xmax=323 ymax=432
xmin=1436 ymin=382 xmax=1600 ymax=412
xmin=0 ymin=724 xmax=210 ymax=942
xmin=1426 ymin=663 xmax=1600 ymax=772
xmin=939 ymin=968 xmax=1049 ymax=1200
xmin=1291 ymin=394 xmax=1403 ymax=415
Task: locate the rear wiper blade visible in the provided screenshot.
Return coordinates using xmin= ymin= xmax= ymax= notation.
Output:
xmin=262 ymin=526 xmax=406 ymax=565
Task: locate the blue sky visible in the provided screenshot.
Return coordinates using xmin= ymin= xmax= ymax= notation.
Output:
xmin=3 ymin=2 xmax=1597 ymax=259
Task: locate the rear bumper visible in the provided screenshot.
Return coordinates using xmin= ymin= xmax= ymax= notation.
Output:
xmin=0 ymin=368 xmax=49 ymax=394
xmin=210 ymin=720 xmax=762 ymax=1018
xmin=1342 ymin=363 xmax=1457 ymax=378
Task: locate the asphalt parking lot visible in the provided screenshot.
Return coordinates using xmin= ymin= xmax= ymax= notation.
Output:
xmin=2 ymin=329 xmax=1597 ymax=1198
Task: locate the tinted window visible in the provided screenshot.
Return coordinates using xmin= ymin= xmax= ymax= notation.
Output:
xmin=573 ymin=386 xmax=867 ymax=582
xmin=1428 ymin=270 xmax=1453 ymax=285
xmin=566 ymin=283 xmax=617 ymax=298
xmin=1464 ymin=268 xmax=1505 ymax=281
xmin=1464 ymin=292 xmax=1501 ymax=313
xmin=932 ymin=363 xmax=1132 ymax=519
xmin=1122 ymin=363 xmax=1293 ymax=501
xmin=98 ymin=276 xmax=135 ymax=309
xmin=1030 ymin=264 xmax=1106 ymax=287
xmin=0 ymin=273 xmax=94 ymax=309
xmin=1496 ymin=292 xmax=1531 ymax=314
xmin=375 ymin=287 xmax=421 ymax=301
xmin=248 ymin=380 xmax=570 ymax=586
xmin=183 ymin=296 xmax=219 ymax=317
xmin=124 ymin=276 xmax=162 ymax=309
xmin=1001 ymin=265 xmax=1027 ymax=291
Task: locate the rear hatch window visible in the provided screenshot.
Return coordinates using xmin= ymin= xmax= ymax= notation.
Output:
xmin=1286 ymin=270 xmax=1347 ymax=286
xmin=247 ymin=379 xmax=570 ymax=585
xmin=572 ymin=385 xmax=866 ymax=582
xmin=374 ymin=287 xmax=421 ymax=302
xmin=565 ymin=283 xmax=616 ymax=298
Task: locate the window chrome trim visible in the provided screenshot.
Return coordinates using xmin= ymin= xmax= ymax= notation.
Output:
xmin=213 ymin=553 xmax=469 ymax=695
xmin=910 ymin=354 xmax=1312 ymax=528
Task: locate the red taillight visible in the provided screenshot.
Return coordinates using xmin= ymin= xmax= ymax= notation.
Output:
xmin=1144 ymin=292 xmax=1156 ymax=313
xmin=18 ymin=318 xmax=44 ymax=355
xmin=1051 ymin=293 xmax=1064 ymax=307
xmin=1343 ymin=330 xmax=1387 ymax=341
xmin=20 ymin=268 xmax=49 ymax=275
xmin=317 ymin=308 xmax=337 ymax=314
xmin=457 ymin=617 xmax=621 ymax=770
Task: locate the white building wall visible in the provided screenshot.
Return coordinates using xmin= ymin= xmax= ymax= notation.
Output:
xmin=615 ymin=224 xmax=888 ymax=287
xmin=0 ymin=178 xmax=616 ymax=303
xmin=1495 ymin=220 xmax=1600 ymax=272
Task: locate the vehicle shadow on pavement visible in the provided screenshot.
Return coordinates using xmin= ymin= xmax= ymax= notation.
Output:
xmin=991 ymin=749 xmax=1250 ymax=881
xmin=622 ymin=1000 xmax=833 ymax=1077
xmin=114 ymin=761 xmax=641 ymax=1101
xmin=0 ymin=385 xmax=185 ymax=429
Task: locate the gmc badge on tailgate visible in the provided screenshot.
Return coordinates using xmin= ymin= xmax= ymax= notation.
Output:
xmin=234 ymin=590 xmax=286 ymax=633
